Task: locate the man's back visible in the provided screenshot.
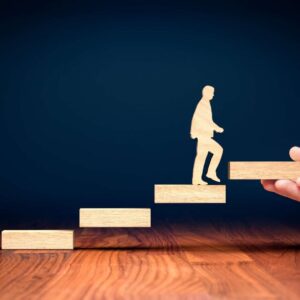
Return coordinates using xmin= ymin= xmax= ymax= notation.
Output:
xmin=191 ymin=99 xmax=214 ymax=139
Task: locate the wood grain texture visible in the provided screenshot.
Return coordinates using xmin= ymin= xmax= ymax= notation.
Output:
xmin=229 ymin=161 xmax=300 ymax=180
xmin=155 ymin=185 xmax=226 ymax=203
xmin=1 ymin=220 xmax=300 ymax=299
xmin=80 ymin=208 xmax=151 ymax=227
xmin=1 ymin=230 xmax=73 ymax=250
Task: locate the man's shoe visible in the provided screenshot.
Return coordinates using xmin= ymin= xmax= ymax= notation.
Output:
xmin=206 ymin=172 xmax=221 ymax=182
xmin=193 ymin=179 xmax=208 ymax=185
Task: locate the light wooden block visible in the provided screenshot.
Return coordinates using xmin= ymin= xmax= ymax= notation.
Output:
xmin=1 ymin=230 xmax=74 ymax=250
xmin=155 ymin=185 xmax=226 ymax=203
xmin=229 ymin=162 xmax=300 ymax=180
xmin=80 ymin=208 xmax=151 ymax=228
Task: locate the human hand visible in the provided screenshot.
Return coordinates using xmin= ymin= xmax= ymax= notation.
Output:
xmin=216 ymin=127 xmax=224 ymax=133
xmin=261 ymin=146 xmax=300 ymax=202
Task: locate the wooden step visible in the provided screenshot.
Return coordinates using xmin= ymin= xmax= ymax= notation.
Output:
xmin=79 ymin=208 xmax=151 ymax=228
xmin=155 ymin=185 xmax=226 ymax=203
xmin=1 ymin=230 xmax=74 ymax=250
xmin=228 ymin=162 xmax=300 ymax=180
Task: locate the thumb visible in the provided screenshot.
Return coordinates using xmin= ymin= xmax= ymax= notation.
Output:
xmin=289 ymin=146 xmax=300 ymax=161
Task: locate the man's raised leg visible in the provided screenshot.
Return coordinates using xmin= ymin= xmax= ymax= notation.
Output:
xmin=206 ymin=139 xmax=223 ymax=182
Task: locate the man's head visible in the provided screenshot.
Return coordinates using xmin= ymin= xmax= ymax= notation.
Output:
xmin=202 ymin=85 xmax=215 ymax=101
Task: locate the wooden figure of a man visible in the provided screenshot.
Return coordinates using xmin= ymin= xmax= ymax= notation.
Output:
xmin=191 ymin=85 xmax=224 ymax=185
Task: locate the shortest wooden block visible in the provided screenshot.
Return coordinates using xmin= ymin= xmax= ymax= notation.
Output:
xmin=80 ymin=208 xmax=151 ymax=228
xmin=155 ymin=185 xmax=226 ymax=203
xmin=1 ymin=230 xmax=74 ymax=250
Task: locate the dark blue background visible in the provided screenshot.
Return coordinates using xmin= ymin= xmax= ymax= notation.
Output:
xmin=1 ymin=0 xmax=300 ymax=226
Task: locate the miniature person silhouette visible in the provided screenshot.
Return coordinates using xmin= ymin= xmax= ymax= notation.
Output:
xmin=191 ymin=85 xmax=224 ymax=185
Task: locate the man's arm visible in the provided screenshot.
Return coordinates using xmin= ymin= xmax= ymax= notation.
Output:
xmin=213 ymin=121 xmax=224 ymax=133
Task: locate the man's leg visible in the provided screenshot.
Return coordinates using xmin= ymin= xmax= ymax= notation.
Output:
xmin=192 ymin=139 xmax=209 ymax=185
xmin=206 ymin=139 xmax=223 ymax=182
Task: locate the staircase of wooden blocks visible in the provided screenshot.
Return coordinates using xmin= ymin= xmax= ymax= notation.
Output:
xmin=1 ymin=162 xmax=299 ymax=249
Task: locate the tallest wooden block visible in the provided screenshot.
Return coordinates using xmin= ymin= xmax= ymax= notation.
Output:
xmin=228 ymin=162 xmax=300 ymax=180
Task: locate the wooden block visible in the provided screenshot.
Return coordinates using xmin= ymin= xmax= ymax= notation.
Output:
xmin=228 ymin=162 xmax=300 ymax=180
xmin=155 ymin=185 xmax=226 ymax=203
xmin=1 ymin=230 xmax=74 ymax=250
xmin=80 ymin=208 xmax=151 ymax=228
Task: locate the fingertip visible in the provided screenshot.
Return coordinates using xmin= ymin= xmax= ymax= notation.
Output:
xmin=261 ymin=179 xmax=274 ymax=185
xmin=289 ymin=146 xmax=300 ymax=161
xmin=262 ymin=179 xmax=300 ymax=202
xmin=261 ymin=180 xmax=276 ymax=192
xmin=274 ymin=180 xmax=290 ymax=190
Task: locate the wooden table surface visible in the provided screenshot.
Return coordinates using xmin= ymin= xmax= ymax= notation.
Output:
xmin=1 ymin=219 xmax=300 ymax=299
